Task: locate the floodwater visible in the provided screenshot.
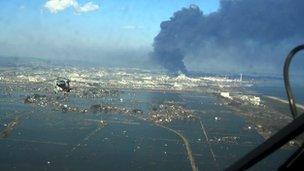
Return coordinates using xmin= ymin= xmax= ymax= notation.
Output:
xmin=0 ymin=86 xmax=297 ymax=171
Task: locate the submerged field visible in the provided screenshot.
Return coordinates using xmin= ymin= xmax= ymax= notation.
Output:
xmin=0 ymin=66 xmax=299 ymax=170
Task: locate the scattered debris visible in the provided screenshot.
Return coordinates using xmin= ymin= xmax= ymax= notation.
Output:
xmin=24 ymin=94 xmax=47 ymax=104
xmin=214 ymin=117 xmax=220 ymax=121
xmin=209 ymin=136 xmax=239 ymax=144
xmin=148 ymin=102 xmax=196 ymax=124
xmin=89 ymin=104 xmax=144 ymax=117
xmin=0 ymin=116 xmax=21 ymax=139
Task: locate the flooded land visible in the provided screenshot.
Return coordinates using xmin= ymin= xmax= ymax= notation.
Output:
xmin=0 ymin=66 xmax=300 ymax=170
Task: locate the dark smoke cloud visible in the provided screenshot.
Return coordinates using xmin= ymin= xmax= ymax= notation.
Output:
xmin=151 ymin=0 xmax=304 ymax=74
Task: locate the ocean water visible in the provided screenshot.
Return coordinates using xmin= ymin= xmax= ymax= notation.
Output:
xmin=237 ymin=73 xmax=303 ymax=101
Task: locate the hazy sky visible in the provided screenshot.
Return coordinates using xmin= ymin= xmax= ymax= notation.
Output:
xmin=0 ymin=0 xmax=219 ymax=60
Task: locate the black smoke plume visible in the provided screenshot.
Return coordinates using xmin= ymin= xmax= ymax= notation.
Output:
xmin=151 ymin=0 xmax=304 ymax=74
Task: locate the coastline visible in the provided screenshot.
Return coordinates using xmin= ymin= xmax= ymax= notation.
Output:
xmin=264 ymin=95 xmax=304 ymax=110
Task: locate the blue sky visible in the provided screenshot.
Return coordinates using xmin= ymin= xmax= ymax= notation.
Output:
xmin=0 ymin=0 xmax=219 ymax=60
